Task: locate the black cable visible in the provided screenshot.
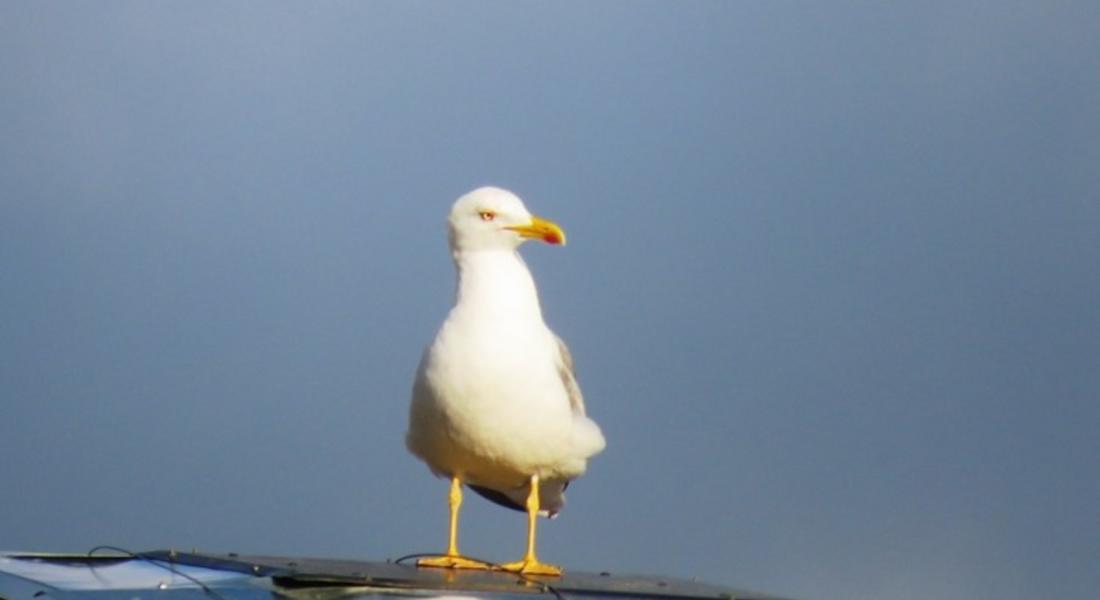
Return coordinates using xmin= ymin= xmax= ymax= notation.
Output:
xmin=392 ymin=552 xmax=567 ymax=600
xmin=391 ymin=551 xmax=496 ymax=569
xmin=86 ymin=545 xmax=229 ymax=600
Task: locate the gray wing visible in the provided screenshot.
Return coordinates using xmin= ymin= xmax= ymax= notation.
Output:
xmin=554 ymin=334 xmax=586 ymax=416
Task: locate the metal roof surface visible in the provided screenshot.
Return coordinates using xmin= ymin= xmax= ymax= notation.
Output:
xmin=0 ymin=551 xmax=789 ymax=600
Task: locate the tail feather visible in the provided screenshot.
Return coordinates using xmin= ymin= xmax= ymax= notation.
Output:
xmin=468 ymin=484 xmax=525 ymax=512
xmin=467 ymin=481 xmax=568 ymax=517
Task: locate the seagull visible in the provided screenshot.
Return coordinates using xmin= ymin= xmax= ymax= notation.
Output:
xmin=407 ymin=187 xmax=606 ymax=576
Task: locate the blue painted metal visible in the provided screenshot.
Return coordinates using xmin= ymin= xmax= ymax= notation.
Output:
xmin=0 ymin=551 xmax=788 ymax=600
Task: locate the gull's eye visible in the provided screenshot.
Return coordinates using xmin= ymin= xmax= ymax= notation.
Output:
xmin=478 ymin=210 xmax=496 ymax=222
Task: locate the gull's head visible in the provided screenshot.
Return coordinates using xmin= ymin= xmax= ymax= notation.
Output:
xmin=448 ymin=187 xmax=566 ymax=253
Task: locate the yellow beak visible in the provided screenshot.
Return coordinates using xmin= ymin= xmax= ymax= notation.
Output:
xmin=506 ymin=215 xmax=566 ymax=245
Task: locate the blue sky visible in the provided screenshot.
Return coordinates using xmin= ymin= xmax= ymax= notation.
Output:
xmin=2 ymin=3 xmax=1098 ymax=600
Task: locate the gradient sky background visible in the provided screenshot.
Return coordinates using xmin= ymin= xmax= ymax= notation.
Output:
xmin=2 ymin=3 xmax=1098 ymax=600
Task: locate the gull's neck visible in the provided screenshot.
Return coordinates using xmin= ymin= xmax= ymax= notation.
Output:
xmin=452 ymin=248 xmax=544 ymax=322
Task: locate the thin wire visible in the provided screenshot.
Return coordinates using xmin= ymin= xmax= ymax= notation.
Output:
xmin=86 ymin=545 xmax=229 ymax=600
xmin=392 ymin=552 xmax=566 ymax=600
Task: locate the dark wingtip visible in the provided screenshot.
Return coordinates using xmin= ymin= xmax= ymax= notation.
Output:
xmin=467 ymin=484 xmax=526 ymax=513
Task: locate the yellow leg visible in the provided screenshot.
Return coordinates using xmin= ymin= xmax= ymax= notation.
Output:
xmin=501 ymin=475 xmax=562 ymax=576
xmin=418 ymin=476 xmax=490 ymax=570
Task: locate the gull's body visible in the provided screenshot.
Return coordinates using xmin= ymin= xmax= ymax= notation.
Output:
xmin=407 ymin=187 xmax=605 ymax=574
